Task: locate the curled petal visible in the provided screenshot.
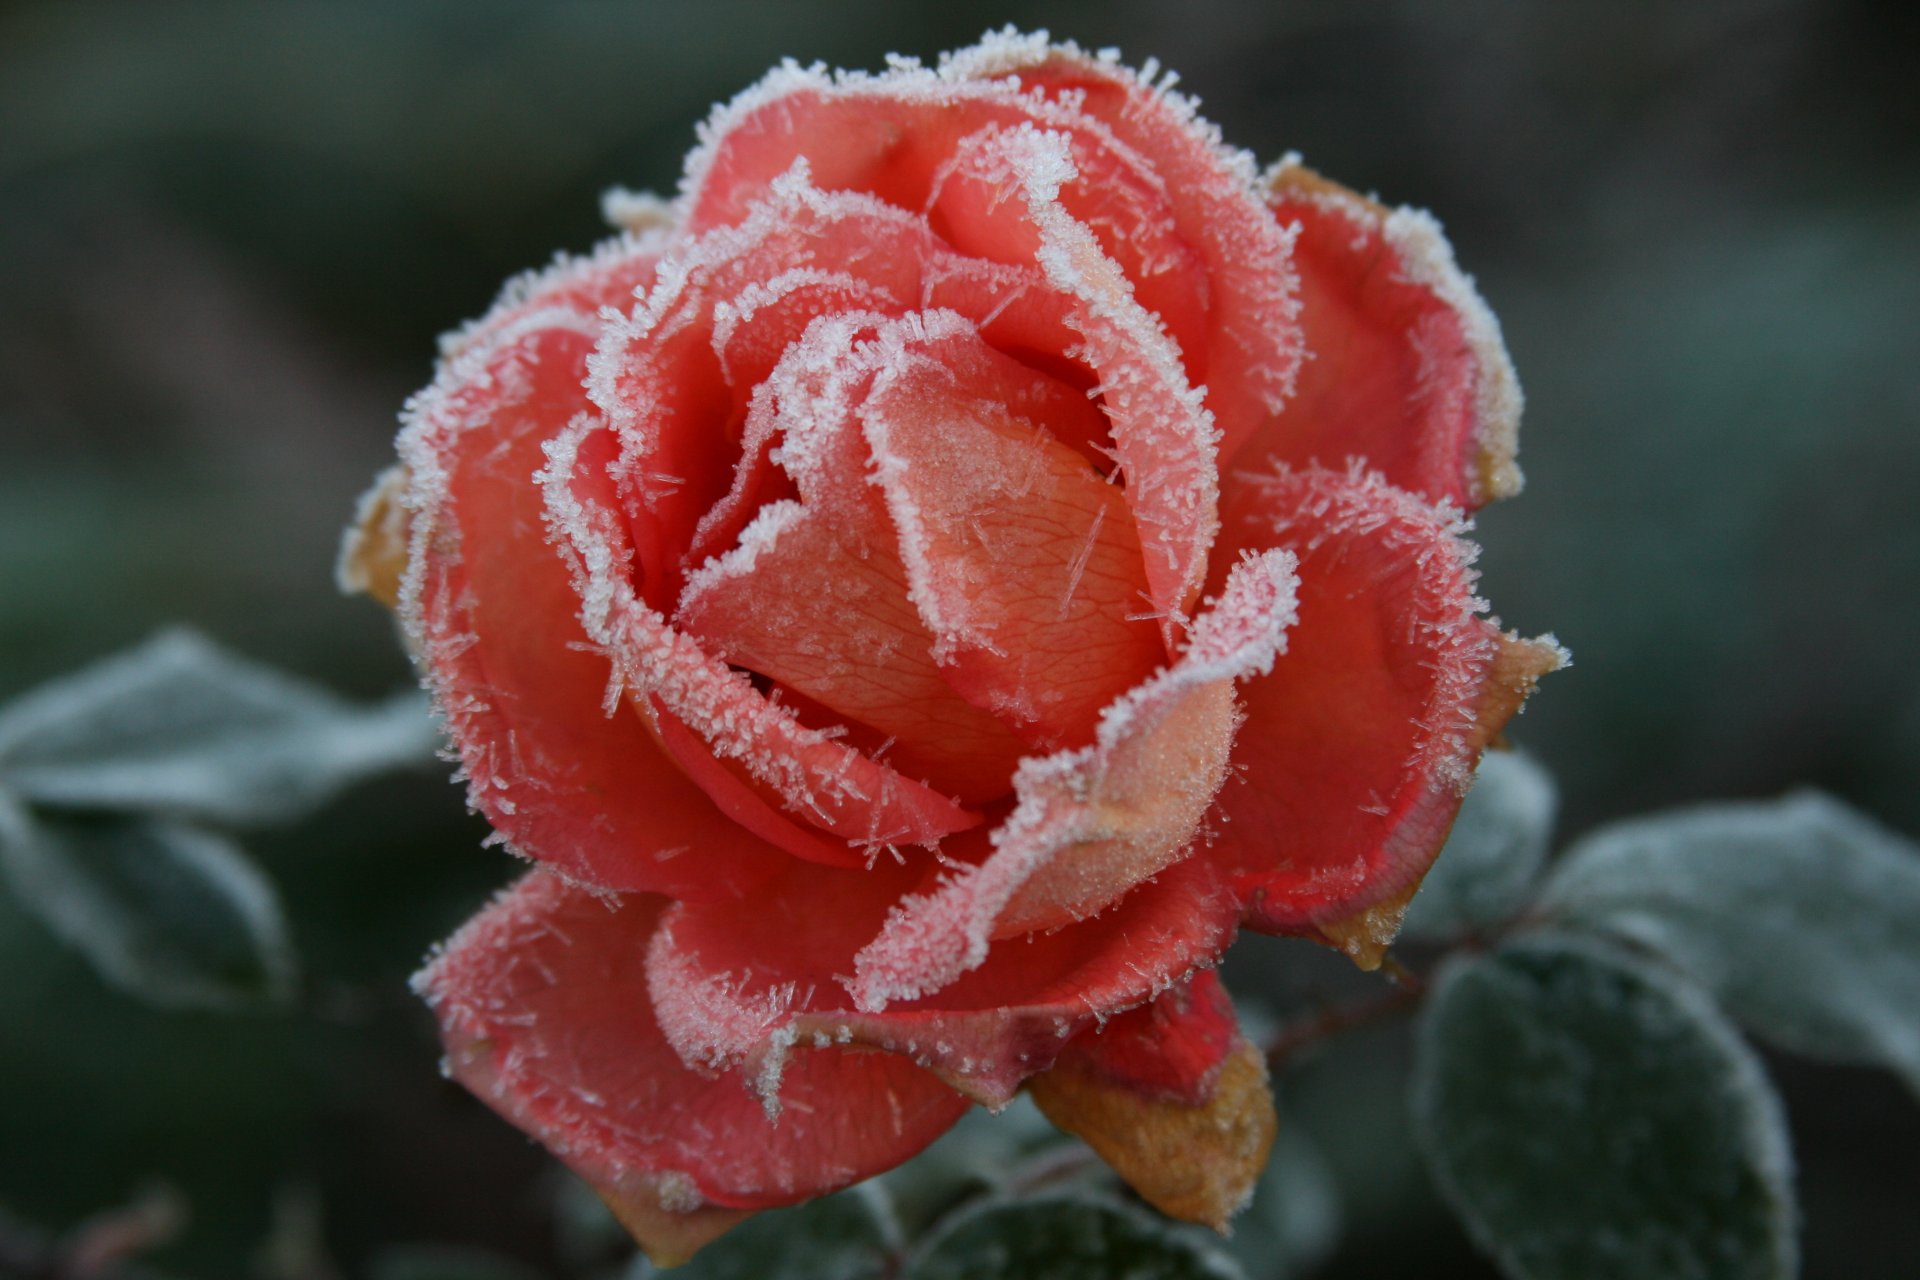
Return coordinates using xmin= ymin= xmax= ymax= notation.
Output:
xmin=954 ymin=33 xmax=1304 ymax=458
xmin=677 ymin=493 xmax=1027 ymax=805
xmin=1209 ymin=464 xmax=1564 ymax=963
xmin=538 ymin=416 xmax=981 ymax=858
xmin=416 ymin=872 xmax=967 ymax=1263
xmin=848 ymin=549 xmax=1298 ymax=1011
xmin=1241 ymin=159 xmax=1523 ymax=508
xmin=679 ymin=308 xmax=1038 ymax=803
xmin=439 ymin=227 xmax=674 ymax=363
xmin=858 ymin=311 xmax=1164 ymax=749
xmin=682 ymin=30 xmax=1301 ymax=458
xmin=645 ymin=849 xmax=1241 ymax=1109
xmin=982 ymin=123 xmax=1222 ymax=643
xmin=337 ymin=463 xmax=409 ymax=608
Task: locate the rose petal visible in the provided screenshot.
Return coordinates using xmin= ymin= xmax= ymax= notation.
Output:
xmin=945 ymin=122 xmax=1222 ymax=646
xmin=679 ymin=308 xmax=1032 ymax=803
xmin=1208 ymin=464 xmax=1564 ymax=964
xmin=587 ymin=172 xmax=923 ymax=608
xmin=926 ymin=120 xmax=1209 ymax=377
xmin=416 ymin=871 xmax=968 ymax=1263
xmin=592 ymin=166 xmax=1087 ymax=600
xmin=644 ymin=699 xmax=879 ymax=867
xmin=1242 ymin=160 xmax=1524 ymax=508
xmin=677 ymin=493 xmax=1028 ymax=805
xmin=952 ymin=33 xmax=1303 ymax=459
xmin=539 ymin=415 xmax=981 ymax=856
xmin=1045 ymin=967 xmax=1242 ymax=1106
xmin=1027 ymin=971 xmax=1275 ymax=1229
xmin=847 ymin=549 xmax=1298 ymax=1011
xmin=645 ymin=847 xmax=1241 ymax=1109
xmin=393 ymin=303 xmax=787 ymax=897
xmin=859 ymin=312 xmax=1165 ymax=749
xmin=681 ymin=32 xmax=1300 ymax=463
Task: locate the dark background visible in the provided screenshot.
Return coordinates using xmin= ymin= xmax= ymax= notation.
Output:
xmin=2 ymin=2 xmax=1916 ymax=1276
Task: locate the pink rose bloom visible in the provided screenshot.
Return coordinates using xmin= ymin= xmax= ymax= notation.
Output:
xmin=342 ymin=30 xmax=1561 ymax=1264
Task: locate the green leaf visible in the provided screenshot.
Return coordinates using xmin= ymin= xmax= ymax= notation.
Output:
xmin=1412 ymin=934 xmax=1796 ymax=1280
xmin=1540 ymin=791 xmax=1920 ymax=1092
xmin=0 ymin=628 xmax=434 ymax=826
xmin=904 ymin=1190 xmax=1245 ymax=1280
xmin=0 ymin=798 xmax=295 ymax=1009
xmin=630 ymin=1182 xmax=901 ymax=1280
xmin=371 ymin=1246 xmax=547 ymax=1280
xmin=1401 ymin=750 xmax=1557 ymax=942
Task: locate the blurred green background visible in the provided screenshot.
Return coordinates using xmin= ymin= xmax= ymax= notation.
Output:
xmin=2 ymin=1 xmax=1915 ymax=1277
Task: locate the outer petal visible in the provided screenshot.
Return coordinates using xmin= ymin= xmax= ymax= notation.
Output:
xmin=847 ymin=549 xmax=1298 ymax=1011
xmin=391 ymin=298 xmax=788 ymax=898
xmin=1209 ymin=464 xmax=1564 ymax=964
xmin=416 ymin=871 xmax=968 ymax=1264
xmin=644 ymin=848 xmax=1241 ymax=1110
xmin=1027 ymin=970 xmax=1276 ymax=1229
xmin=1239 ymin=160 xmax=1523 ymax=508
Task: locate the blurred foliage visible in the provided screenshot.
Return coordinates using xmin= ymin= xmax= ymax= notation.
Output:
xmin=2 ymin=1 xmax=1916 ymax=1277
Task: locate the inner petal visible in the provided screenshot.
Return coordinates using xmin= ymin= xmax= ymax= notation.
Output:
xmin=860 ymin=316 xmax=1165 ymax=750
xmin=927 ymin=122 xmax=1209 ymax=386
xmin=540 ymin=414 xmax=982 ymax=857
xmin=676 ymin=495 xmax=1028 ymax=807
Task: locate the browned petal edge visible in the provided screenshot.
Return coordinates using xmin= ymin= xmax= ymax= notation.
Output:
xmin=336 ymin=463 xmax=411 ymax=609
xmin=1267 ymin=158 xmax=1392 ymax=222
xmin=1028 ymin=1038 xmax=1277 ymax=1231
xmin=1313 ymin=631 xmax=1568 ymax=970
xmin=595 ymin=1172 xmax=757 ymax=1269
xmin=1264 ymin=157 xmax=1524 ymax=507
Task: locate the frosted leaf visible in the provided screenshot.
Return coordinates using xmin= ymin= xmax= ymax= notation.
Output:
xmin=1400 ymin=749 xmax=1558 ymax=941
xmin=1540 ymin=791 xmax=1920 ymax=1094
xmin=0 ymin=629 xmax=435 ymax=827
xmin=0 ymin=795 xmax=296 ymax=1010
xmin=903 ymin=1189 xmax=1246 ymax=1280
xmin=1413 ymin=933 xmax=1797 ymax=1280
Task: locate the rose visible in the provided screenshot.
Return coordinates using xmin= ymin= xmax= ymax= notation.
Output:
xmin=341 ymin=29 xmax=1560 ymax=1264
